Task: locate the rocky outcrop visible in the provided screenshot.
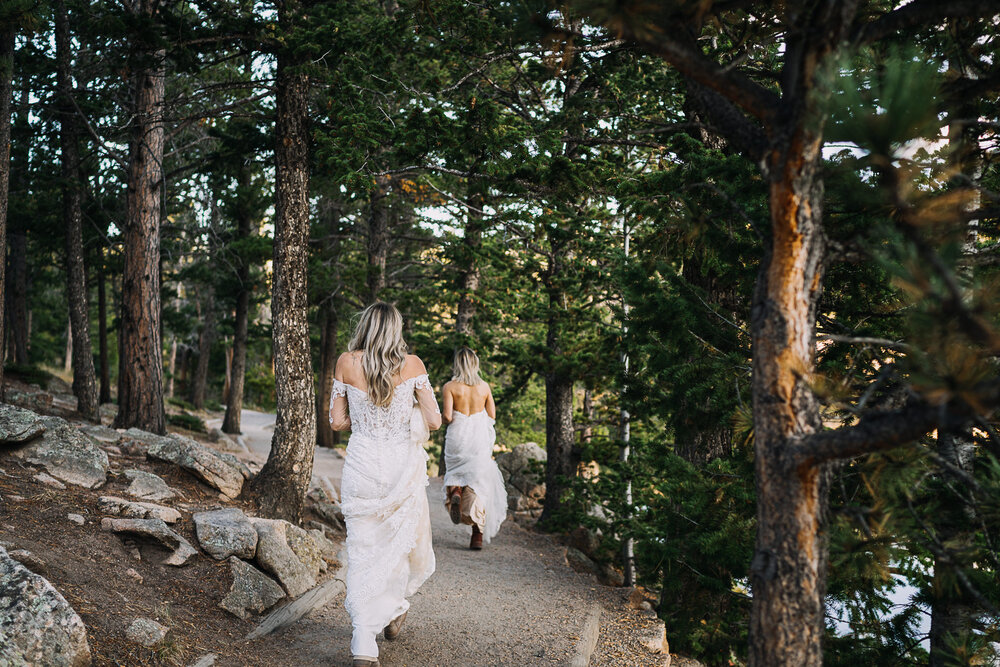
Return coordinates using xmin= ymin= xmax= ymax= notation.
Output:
xmin=249 ymin=518 xmax=316 ymax=597
xmin=124 ymin=469 xmax=178 ymax=502
xmin=193 ymin=508 xmax=258 ymax=560
xmin=496 ymin=442 xmax=547 ymax=513
xmin=125 ymin=617 xmax=170 ymax=648
xmin=219 ymin=557 xmax=285 ymax=620
xmin=8 ymin=415 xmax=109 ymax=489
xmin=142 ymin=431 xmax=245 ymax=498
xmin=101 ymin=517 xmax=198 ymax=566
xmin=0 ymin=546 xmax=91 ymax=666
xmin=0 ymin=404 xmax=46 ymax=444
xmin=98 ymin=496 xmax=181 ymax=524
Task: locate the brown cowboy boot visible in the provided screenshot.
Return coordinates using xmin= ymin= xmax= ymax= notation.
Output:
xmin=352 ymin=658 xmax=379 ymax=667
xmin=384 ymin=610 xmax=407 ymax=640
xmin=470 ymin=524 xmax=483 ymax=550
xmin=448 ymin=486 xmax=462 ymax=525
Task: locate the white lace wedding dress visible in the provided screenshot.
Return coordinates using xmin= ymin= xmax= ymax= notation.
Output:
xmin=443 ymin=410 xmax=508 ymax=542
xmin=331 ymin=374 xmax=439 ymax=659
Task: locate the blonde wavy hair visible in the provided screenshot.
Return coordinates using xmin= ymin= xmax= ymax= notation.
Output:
xmin=347 ymin=302 xmax=408 ymax=408
xmin=452 ymin=347 xmax=483 ymax=386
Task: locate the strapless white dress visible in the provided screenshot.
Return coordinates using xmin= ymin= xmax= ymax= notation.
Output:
xmin=442 ymin=410 xmax=508 ymax=542
xmin=332 ymin=375 xmax=438 ymax=659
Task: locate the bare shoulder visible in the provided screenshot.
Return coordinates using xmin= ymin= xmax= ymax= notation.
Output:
xmin=404 ymin=354 xmax=428 ymax=378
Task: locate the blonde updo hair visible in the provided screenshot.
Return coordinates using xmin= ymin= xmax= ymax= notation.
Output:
xmin=347 ymin=302 xmax=408 ymax=408
xmin=452 ymin=347 xmax=483 ymax=386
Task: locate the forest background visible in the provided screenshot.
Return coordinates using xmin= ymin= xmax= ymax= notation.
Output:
xmin=1 ymin=0 xmax=999 ymax=665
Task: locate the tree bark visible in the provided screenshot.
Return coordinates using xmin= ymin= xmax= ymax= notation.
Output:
xmin=189 ymin=289 xmax=215 ymax=409
xmin=747 ymin=128 xmax=829 ymax=667
xmin=456 ymin=185 xmax=484 ymax=338
xmin=316 ymin=303 xmax=339 ymax=448
xmin=248 ymin=4 xmax=316 ymax=522
xmin=366 ymin=177 xmax=389 ymax=304
xmin=0 ymin=25 xmax=12 ymax=398
xmin=56 ymin=0 xmax=99 ymax=422
xmin=96 ymin=257 xmax=110 ymax=403
xmin=114 ymin=0 xmax=166 ymax=434
xmin=222 ymin=165 xmax=254 ymax=435
xmin=6 ymin=77 xmax=28 ymax=367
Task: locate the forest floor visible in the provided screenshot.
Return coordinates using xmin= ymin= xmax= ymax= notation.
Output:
xmin=1 ymin=376 xmax=672 ymax=666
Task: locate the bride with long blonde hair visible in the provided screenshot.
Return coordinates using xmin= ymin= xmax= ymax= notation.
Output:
xmin=330 ymin=301 xmax=441 ymax=667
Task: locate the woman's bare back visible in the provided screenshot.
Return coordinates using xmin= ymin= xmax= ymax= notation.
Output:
xmin=443 ymin=380 xmax=495 ymax=422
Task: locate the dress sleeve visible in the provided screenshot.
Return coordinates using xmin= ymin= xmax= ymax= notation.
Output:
xmin=329 ymin=379 xmax=351 ymax=431
xmin=413 ymin=374 xmax=442 ymax=431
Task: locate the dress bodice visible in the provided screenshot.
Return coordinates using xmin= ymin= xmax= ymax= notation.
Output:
xmin=331 ymin=374 xmax=435 ymax=442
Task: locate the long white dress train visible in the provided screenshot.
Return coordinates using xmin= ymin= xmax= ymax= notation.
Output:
xmin=442 ymin=410 xmax=508 ymax=542
xmin=332 ymin=375 xmax=438 ymax=659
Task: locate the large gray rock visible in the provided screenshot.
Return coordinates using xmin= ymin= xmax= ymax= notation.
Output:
xmin=193 ymin=508 xmax=257 ymax=560
xmin=0 ymin=546 xmax=91 ymax=666
xmin=124 ymin=469 xmax=178 ymax=502
xmin=77 ymin=423 xmax=122 ymax=446
xmin=0 ymin=404 xmax=46 ymax=444
xmin=219 ymin=557 xmax=285 ymax=620
xmin=250 ymin=518 xmax=316 ymax=597
xmin=207 ymin=427 xmax=246 ymax=454
xmin=496 ymin=442 xmax=547 ymax=511
xmin=98 ymin=495 xmax=181 ymax=524
xmin=285 ymin=523 xmax=323 ymax=578
xmin=125 ymin=617 xmax=170 ymax=648
xmin=9 ymin=416 xmax=109 ymax=489
xmin=142 ymin=431 xmax=244 ymax=498
xmin=101 ymin=517 xmax=197 ymax=566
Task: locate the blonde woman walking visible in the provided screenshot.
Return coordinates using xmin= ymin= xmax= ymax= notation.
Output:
xmin=441 ymin=347 xmax=507 ymax=550
xmin=329 ymin=302 xmax=442 ymax=667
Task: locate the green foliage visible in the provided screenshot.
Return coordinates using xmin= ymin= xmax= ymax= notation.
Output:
xmin=166 ymin=412 xmax=207 ymax=433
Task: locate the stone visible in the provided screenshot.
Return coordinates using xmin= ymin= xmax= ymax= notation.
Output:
xmin=567 ymin=525 xmax=601 ymax=558
xmin=496 ymin=442 xmax=547 ymax=511
xmin=307 ymin=528 xmax=340 ymax=567
xmin=125 ymin=568 xmax=143 ymax=584
xmin=6 ymin=390 xmax=53 ymax=412
xmin=250 ymin=518 xmax=316 ymax=597
xmin=638 ymin=619 xmax=668 ymax=654
xmin=8 ymin=549 xmax=46 ymax=574
xmin=8 ymin=416 xmax=109 ymax=488
xmin=124 ymin=469 xmax=178 ymax=502
xmin=35 ymin=471 xmax=67 ymax=490
xmin=312 ymin=500 xmax=345 ymax=530
xmin=101 ymin=517 xmax=197 ymax=566
xmin=0 ymin=403 xmax=46 ymax=444
xmin=601 ymin=563 xmax=625 ymax=587
xmin=207 ymin=427 xmax=246 ymax=453
xmin=564 ymin=547 xmax=601 ymax=578
xmin=0 ymin=546 xmax=91 ymax=666
xmin=143 ymin=431 xmax=244 ymax=498
xmin=67 ymin=514 xmax=85 ymax=526
xmin=193 ymin=508 xmax=257 ymax=560
xmin=98 ymin=496 xmax=182 ymax=524
xmin=77 ymin=423 xmax=122 ymax=445
xmin=189 ymin=653 xmax=217 ymax=667
xmin=219 ymin=557 xmax=285 ymax=620
xmin=125 ymin=617 xmax=169 ymax=648
xmin=285 ymin=523 xmax=323 ymax=579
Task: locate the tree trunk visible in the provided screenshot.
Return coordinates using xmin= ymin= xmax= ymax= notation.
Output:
xmin=0 ymin=25 xmax=12 ymax=398
xmin=222 ymin=165 xmax=254 ymax=435
xmin=189 ymin=290 xmax=215 ymax=409
xmin=248 ymin=5 xmax=316 ymax=522
xmin=316 ymin=303 xmax=339 ymax=448
xmin=456 ymin=186 xmax=484 ymax=338
xmin=97 ymin=257 xmax=110 ymax=403
xmin=748 ymin=130 xmax=828 ymax=667
xmin=366 ymin=178 xmax=388 ymax=304
xmin=114 ymin=0 xmax=166 ymax=434
xmin=540 ymin=368 xmax=576 ymax=525
xmin=56 ymin=0 xmax=99 ymax=422
xmin=64 ymin=320 xmax=72 ymax=374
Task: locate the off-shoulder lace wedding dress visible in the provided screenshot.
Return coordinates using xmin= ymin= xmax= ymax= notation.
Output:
xmin=442 ymin=409 xmax=507 ymax=542
xmin=330 ymin=374 xmax=440 ymax=659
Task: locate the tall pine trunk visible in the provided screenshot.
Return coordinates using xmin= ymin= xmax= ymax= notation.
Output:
xmin=248 ymin=4 xmax=316 ymax=521
xmin=7 ymin=78 xmax=28 ymax=366
xmin=0 ymin=25 xmax=12 ymax=397
xmin=114 ymin=0 xmax=166 ymax=433
xmin=222 ymin=166 xmax=254 ymax=434
xmin=189 ymin=290 xmax=215 ymax=409
xmin=366 ymin=178 xmax=388 ymax=304
xmin=748 ymin=129 xmax=828 ymax=666
xmin=316 ymin=304 xmax=339 ymax=448
xmin=97 ymin=257 xmax=110 ymax=404
xmin=56 ymin=0 xmax=99 ymax=422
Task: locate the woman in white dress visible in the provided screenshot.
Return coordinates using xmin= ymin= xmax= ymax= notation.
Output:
xmin=329 ymin=302 xmax=442 ymax=667
xmin=441 ymin=347 xmax=507 ymax=550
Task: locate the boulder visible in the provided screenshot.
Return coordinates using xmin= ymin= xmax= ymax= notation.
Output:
xmin=143 ymin=431 xmax=244 ymax=498
xmin=193 ymin=508 xmax=258 ymax=560
xmin=0 ymin=404 xmax=46 ymax=444
xmin=307 ymin=528 xmax=341 ymax=567
xmin=34 ymin=472 xmax=67 ymax=490
xmin=311 ymin=500 xmax=345 ymax=530
xmin=496 ymin=442 xmax=547 ymax=511
xmin=125 ymin=617 xmax=170 ymax=648
xmin=124 ymin=469 xmax=178 ymax=502
xmin=101 ymin=517 xmax=197 ymax=566
xmin=207 ymin=427 xmax=246 ymax=454
xmin=0 ymin=546 xmax=91 ymax=666
xmin=98 ymin=496 xmax=181 ymax=524
xmin=219 ymin=557 xmax=285 ymax=620
xmin=250 ymin=518 xmax=316 ymax=597
xmin=8 ymin=416 xmax=108 ymax=488
xmin=565 ymin=546 xmax=602 ymax=578
xmin=285 ymin=523 xmax=323 ymax=578
xmin=8 ymin=549 xmax=47 ymax=574
xmin=77 ymin=424 xmax=122 ymax=446
xmin=567 ymin=525 xmax=601 ymax=558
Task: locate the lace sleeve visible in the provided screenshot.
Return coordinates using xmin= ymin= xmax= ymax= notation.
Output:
xmin=329 ymin=379 xmax=351 ymax=431
xmin=412 ymin=374 xmax=442 ymax=430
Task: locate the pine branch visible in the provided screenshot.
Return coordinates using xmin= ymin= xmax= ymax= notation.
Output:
xmin=851 ymin=0 xmax=1000 ymax=44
